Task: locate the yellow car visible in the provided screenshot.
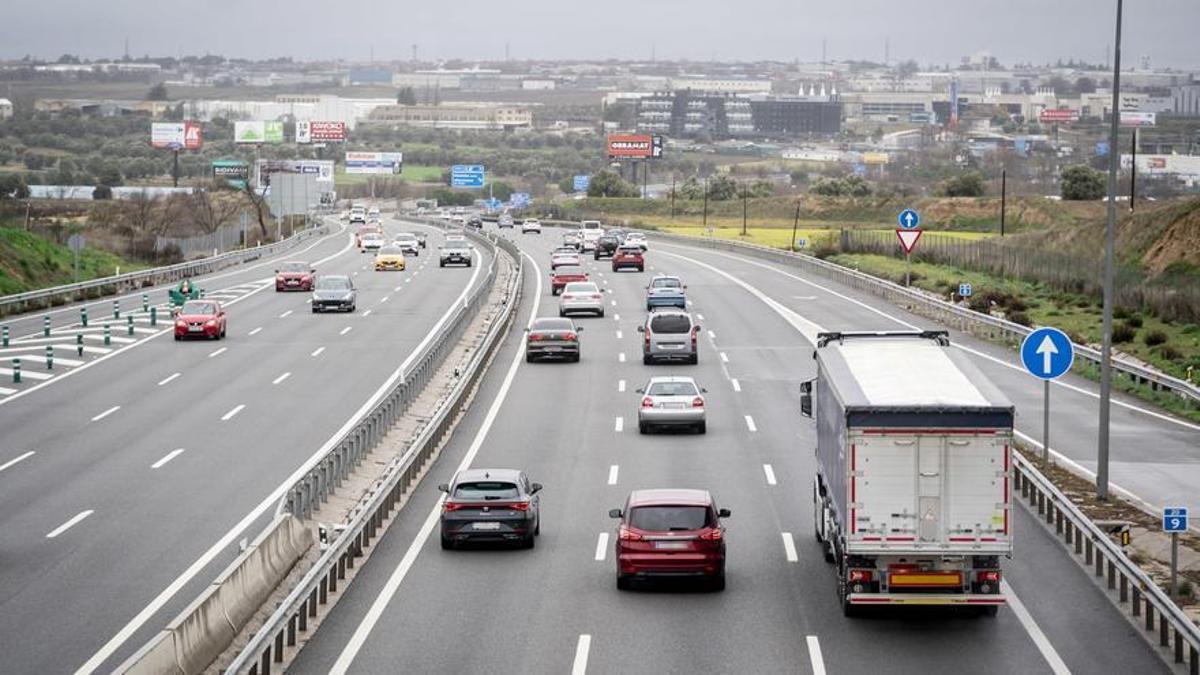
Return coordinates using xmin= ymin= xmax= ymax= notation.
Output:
xmin=374 ymin=245 xmax=407 ymax=271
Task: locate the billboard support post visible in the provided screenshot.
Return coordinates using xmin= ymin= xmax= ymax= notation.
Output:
xmin=670 ymin=176 xmax=676 ymax=218
xmin=1130 ymin=127 xmax=1137 ymax=212
xmin=1000 ymin=169 xmax=1006 ymax=237
xmin=741 ymin=183 xmax=748 ymax=237
xmin=702 ymin=176 xmax=708 ymax=229
xmin=1097 ymin=0 xmax=1123 ymax=502
xmin=172 ymin=150 xmax=179 ymax=188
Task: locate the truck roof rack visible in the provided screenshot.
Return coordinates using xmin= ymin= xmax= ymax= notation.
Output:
xmin=816 ymin=330 xmax=950 ymax=348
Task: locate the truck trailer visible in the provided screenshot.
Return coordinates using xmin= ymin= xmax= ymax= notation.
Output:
xmin=800 ymin=331 xmax=1014 ymax=616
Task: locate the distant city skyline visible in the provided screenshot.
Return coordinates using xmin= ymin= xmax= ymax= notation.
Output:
xmin=3 ymin=0 xmax=1199 ymax=70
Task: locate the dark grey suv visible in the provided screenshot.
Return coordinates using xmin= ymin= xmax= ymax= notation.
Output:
xmin=439 ymin=469 xmax=542 ymax=549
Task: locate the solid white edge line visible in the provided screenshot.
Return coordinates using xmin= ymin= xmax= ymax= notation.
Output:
xmin=90 ymin=406 xmax=120 ymax=422
xmin=781 ymin=532 xmax=798 ymax=562
xmin=594 ymin=532 xmax=610 ymax=562
xmin=608 ymin=465 xmax=619 ymax=486
xmin=614 ymin=417 xmax=624 ymax=432
xmin=272 ymin=372 xmax=291 ymax=385
xmin=151 ymin=449 xmax=185 ymax=470
xmin=0 ymin=450 xmax=35 ymax=473
xmin=720 ymin=352 xmax=730 ymax=363
xmin=47 ymin=510 xmax=94 ymax=539
xmin=806 ymin=635 xmax=827 ymax=675
xmin=730 ymin=378 xmax=741 ymax=392
xmin=220 ymin=404 xmax=245 ymax=421
xmin=157 ymin=372 xmax=180 ymax=386
xmin=745 ymin=415 xmax=757 ymax=432
xmin=1002 ymin=580 xmax=1073 ymax=675
xmin=763 ymin=464 xmax=777 ymax=486
xmin=571 ymin=634 xmax=592 ymax=675
xmin=327 ymin=250 xmax=540 ymax=675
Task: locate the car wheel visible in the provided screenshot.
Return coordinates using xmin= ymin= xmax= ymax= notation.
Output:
xmin=598 ymin=309 xmax=605 ymax=317
xmin=535 ymin=514 xmax=541 ymax=536
xmin=312 ymin=307 xmax=319 ymax=313
xmin=616 ymin=574 xmax=632 ymax=591
xmin=526 ymin=352 xmax=535 ymax=363
xmin=571 ymin=353 xmax=581 ymax=363
xmin=221 ymin=325 xmax=227 ymax=338
xmin=639 ymin=422 xmax=649 ymax=434
xmin=559 ymin=309 xmax=566 ymax=317
xmin=174 ymin=334 xmax=181 ymax=341
xmin=349 ymin=305 xmax=356 ymax=312
xmin=696 ymin=421 xmax=707 ymax=435
xmin=439 ymin=261 xmax=445 ymax=267
xmin=594 ymin=254 xmax=600 ymax=260
xmin=689 ymin=354 xmax=699 ymax=365
xmin=637 ymin=266 xmax=644 ymax=272
xmin=642 ymin=354 xmax=653 ymax=365
xmin=466 ymin=261 xmax=472 ymax=267
xmin=440 ymin=535 xmax=455 ymax=551
xmin=710 ymin=571 xmax=726 ymax=592
xmin=523 ymin=533 xmax=536 ymax=549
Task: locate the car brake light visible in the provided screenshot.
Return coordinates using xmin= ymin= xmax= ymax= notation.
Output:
xmin=592 ymin=294 xmax=602 ymax=299
xmin=692 ymin=397 xmax=704 ymax=408
xmin=563 ymin=333 xmax=577 ymax=341
xmin=641 ymin=397 xmax=654 ymax=408
xmin=699 ymin=528 xmax=723 ymax=541
xmin=618 ymin=526 xmax=642 ymax=541
xmin=848 ymin=569 xmax=873 ymax=583
xmin=528 ymin=334 xmax=544 ymax=341
xmin=500 ymin=501 xmax=531 ymax=511
xmin=442 ymin=502 xmax=469 ymax=511
xmin=977 ymin=570 xmax=1001 ymax=583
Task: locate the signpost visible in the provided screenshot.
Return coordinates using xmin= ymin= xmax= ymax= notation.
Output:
xmin=450 ymin=165 xmax=486 ymax=188
xmin=68 ymin=234 xmax=85 ymax=282
xmin=1020 ymin=327 xmax=1075 ymax=462
xmin=1163 ymin=506 xmax=1188 ymax=596
xmin=896 ymin=208 xmax=921 ymax=286
xmin=573 ymin=175 xmax=590 ymax=193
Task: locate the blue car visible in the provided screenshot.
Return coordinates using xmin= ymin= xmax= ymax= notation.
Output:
xmin=645 ymin=275 xmax=687 ymax=310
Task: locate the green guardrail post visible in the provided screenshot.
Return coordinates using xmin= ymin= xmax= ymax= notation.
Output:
xmin=112 ymin=299 xmax=120 ymax=319
xmin=104 ymin=324 xmax=111 ymax=346
xmin=142 ymin=293 xmax=149 ymax=312
xmin=11 ymin=358 xmax=20 ymax=384
xmin=43 ymin=315 xmax=51 ymax=337
xmin=150 ymin=306 xmax=157 ymax=327
xmin=76 ymin=333 xmax=83 ymax=357
xmin=45 ymin=344 xmax=53 ymax=370
xmin=1 ymin=325 xmax=8 ymax=347
xmin=127 ymin=315 xmax=134 ymax=336
xmin=81 ymin=306 xmax=88 ymax=327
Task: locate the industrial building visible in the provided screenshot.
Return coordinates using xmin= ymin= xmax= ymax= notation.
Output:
xmin=366 ymin=102 xmax=532 ymax=131
xmin=634 ymin=90 xmax=840 ymax=139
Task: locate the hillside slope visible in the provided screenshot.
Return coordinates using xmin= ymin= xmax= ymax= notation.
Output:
xmin=0 ymin=227 xmax=138 ymax=296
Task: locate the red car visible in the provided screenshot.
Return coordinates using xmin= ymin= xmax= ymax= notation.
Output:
xmin=609 ymin=489 xmax=729 ymax=591
xmin=549 ymin=265 xmax=589 ymax=296
xmin=612 ymin=245 xmax=644 ymax=272
xmin=275 ymin=261 xmax=315 ymax=291
xmin=174 ymin=299 xmax=227 ymax=340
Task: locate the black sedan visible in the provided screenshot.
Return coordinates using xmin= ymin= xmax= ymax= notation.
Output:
xmin=439 ymin=469 xmax=542 ymax=549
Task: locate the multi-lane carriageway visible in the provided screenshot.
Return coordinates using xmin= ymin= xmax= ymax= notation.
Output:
xmin=0 ymin=216 xmax=1192 ymax=674
xmin=0 ymin=216 xmax=494 ymax=673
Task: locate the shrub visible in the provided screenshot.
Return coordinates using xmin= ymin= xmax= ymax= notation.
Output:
xmin=1143 ymin=330 xmax=1168 ymax=347
xmin=1007 ymin=312 xmax=1032 ymax=327
xmin=1113 ymin=306 xmax=1130 ymax=320
xmin=1158 ymin=345 xmax=1182 ymax=361
xmin=1125 ymin=315 xmax=1143 ymax=328
xmin=1111 ymin=324 xmax=1136 ymax=343
xmin=1006 ymin=298 xmax=1029 ymax=313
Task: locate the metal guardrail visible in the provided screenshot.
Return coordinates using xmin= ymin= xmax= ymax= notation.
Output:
xmin=1013 ymin=452 xmax=1200 ymax=674
xmin=0 ymin=223 xmax=332 ymax=318
xmin=224 ymin=229 xmax=522 ymax=675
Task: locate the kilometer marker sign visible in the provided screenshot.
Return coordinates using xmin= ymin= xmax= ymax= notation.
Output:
xmin=896 ymin=229 xmax=922 ymax=254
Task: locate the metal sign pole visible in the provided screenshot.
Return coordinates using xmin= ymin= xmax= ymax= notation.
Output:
xmin=1043 ymin=379 xmax=1050 ymax=462
xmin=905 ymin=251 xmax=911 ymax=287
xmin=1170 ymin=532 xmax=1178 ymax=596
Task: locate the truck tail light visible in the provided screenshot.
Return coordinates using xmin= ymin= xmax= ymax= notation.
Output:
xmin=848 ymin=569 xmax=873 ymax=584
xmin=977 ymin=570 xmax=1000 ymax=583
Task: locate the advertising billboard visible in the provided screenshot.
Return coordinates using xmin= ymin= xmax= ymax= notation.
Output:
xmin=862 ymin=152 xmax=890 ymax=165
xmin=212 ymin=160 xmax=250 ymax=186
xmin=1119 ymin=112 xmax=1156 ymax=127
xmin=255 ymin=159 xmax=335 ymax=187
xmin=235 ymin=121 xmax=285 ymax=144
xmin=301 ymin=120 xmax=347 ymax=143
xmin=606 ymin=134 xmax=664 ymax=159
xmin=1039 ymin=108 xmax=1080 ymax=124
xmin=344 ymin=152 xmax=403 ymax=175
xmin=151 ymin=122 xmax=203 ymax=150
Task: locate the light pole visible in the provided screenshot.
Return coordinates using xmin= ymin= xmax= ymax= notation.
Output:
xmin=1097 ymin=0 xmax=1123 ymax=501
xmin=702 ymin=176 xmax=709 ymax=230
xmin=741 ymin=182 xmax=748 ymax=237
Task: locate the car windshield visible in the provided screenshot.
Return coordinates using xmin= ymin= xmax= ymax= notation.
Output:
xmin=378 ymin=245 xmax=403 ymax=254
xmin=629 ymin=505 xmax=711 ymax=531
xmin=652 ymin=278 xmax=681 ymax=289
xmin=650 ymin=314 xmax=691 ymax=334
xmin=532 ymin=318 xmax=573 ymax=332
xmin=453 ymin=481 xmax=519 ymax=500
xmin=181 ymin=301 xmax=215 ymax=315
xmin=444 ymin=245 xmax=469 ymax=252
xmin=316 ymin=277 xmax=351 ymax=290
xmin=647 ymin=381 xmax=698 ymax=396
xmin=564 ymin=283 xmax=598 ymax=293
xmin=280 ymin=262 xmax=307 ymax=273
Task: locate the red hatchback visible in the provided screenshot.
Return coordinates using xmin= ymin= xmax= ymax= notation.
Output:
xmin=549 ymin=265 xmax=589 ymax=296
xmin=609 ymin=489 xmax=729 ymax=591
xmin=275 ymin=261 xmax=315 ymax=292
xmin=612 ymin=245 xmax=644 ymax=272
xmin=174 ymin=300 xmax=227 ymax=340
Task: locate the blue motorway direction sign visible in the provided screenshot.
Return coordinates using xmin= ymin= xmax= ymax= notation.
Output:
xmin=1020 ymin=327 xmax=1075 ymax=380
xmin=450 ymin=165 xmax=485 ymax=188
xmin=510 ymin=192 xmax=532 ymax=208
xmin=573 ymin=175 xmax=590 ymax=192
xmin=1164 ymin=507 xmax=1189 ymax=532
xmin=898 ymin=208 xmax=920 ymax=230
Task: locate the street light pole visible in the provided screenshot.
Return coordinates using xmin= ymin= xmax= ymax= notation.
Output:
xmin=702 ymin=176 xmax=709 ymax=229
xmin=1097 ymin=0 xmax=1123 ymax=501
xmin=741 ymin=183 xmax=748 ymax=237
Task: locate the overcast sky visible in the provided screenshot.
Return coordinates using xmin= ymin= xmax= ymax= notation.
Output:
xmin=3 ymin=0 xmax=1198 ymax=69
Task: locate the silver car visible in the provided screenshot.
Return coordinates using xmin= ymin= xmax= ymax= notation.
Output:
xmin=311 ymin=275 xmax=356 ymax=313
xmin=559 ymin=282 xmax=605 ymax=317
xmin=394 ymin=234 xmax=421 ymax=256
xmin=637 ymin=309 xmax=699 ymax=364
xmin=637 ymin=376 xmax=707 ymax=434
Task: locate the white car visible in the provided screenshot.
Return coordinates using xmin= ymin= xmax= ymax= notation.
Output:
xmin=522 ymin=219 xmax=542 ymax=234
xmin=624 ymin=232 xmax=648 ymax=250
xmin=368 ymin=207 xmax=381 ymax=219
xmin=551 ymin=251 xmax=582 ymax=270
xmin=394 ymin=235 xmax=421 ymax=256
xmin=559 ymin=281 xmax=605 ymax=317
xmin=580 ymin=229 xmax=604 ymax=252
xmin=360 ymin=232 xmax=386 ymax=252
xmin=636 ymin=376 xmax=707 ymax=434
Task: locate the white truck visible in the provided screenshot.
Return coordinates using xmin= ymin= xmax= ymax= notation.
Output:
xmin=800 ymin=331 xmax=1014 ymax=616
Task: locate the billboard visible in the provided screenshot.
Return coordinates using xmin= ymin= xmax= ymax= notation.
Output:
xmin=862 ymin=152 xmax=890 ymax=165
xmin=607 ymin=133 xmax=664 ymax=159
xmin=344 ymin=151 xmax=403 ymax=175
xmin=151 ymin=122 xmax=203 ymax=150
xmin=255 ymin=159 xmax=335 ymax=187
xmin=311 ymin=121 xmax=346 ymax=142
xmin=212 ymin=160 xmax=250 ymax=186
xmin=573 ymin=175 xmax=590 ymax=192
xmin=1039 ymin=108 xmax=1080 ymax=124
xmin=235 ymin=121 xmax=285 ymax=144
xmin=1120 ymin=112 xmax=1156 ymax=127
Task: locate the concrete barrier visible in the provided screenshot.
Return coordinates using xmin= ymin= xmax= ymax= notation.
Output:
xmin=116 ymin=515 xmax=313 ymax=675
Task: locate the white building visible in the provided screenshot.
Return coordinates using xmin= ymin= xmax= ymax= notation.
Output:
xmin=185 ymin=95 xmax=393 ymax=130
xmin=0 ymin=98 xmax=12 ymax=119
xmin=668 ymin=78 xmax=772 ymax=94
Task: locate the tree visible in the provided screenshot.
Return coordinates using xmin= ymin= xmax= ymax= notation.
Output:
xmin=586 ymin=170 xmax=639 ymax=198
xmin=188 ymin=190 xmax=243 ymax=233
xmin=0 ymin=174 xmax=30 ymax=200
xmin=706 ymin=175 xmax=740 ymax=201
xmin=97 ymin=165 xmax=124 ymax=187
xmin=1060 ymin=164 xmax=1105 ymax=200
xmin=146 ymin=82 xmax=169 ymax=101
xmin=940 ymin=171 xmax=985 ymax=197
xmin=489 ymin=181 xmax=515 ymax=201
xmin=396 ymin=87 xmax=417 ymax=105
xmin=92 ymin=184 xmax=113 ymax=200
xmin=1074 ymin=77 xmax=1097 ymax=94
xmin=895 ymin=59 xmax=919 ymax=78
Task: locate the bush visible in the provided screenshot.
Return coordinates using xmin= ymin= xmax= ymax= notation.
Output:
xmin=1061 ymin=164 xmax=1106 ymax=200
xmin=1007 ymin=312 xmax=1032 ymax=327
xmin=1143 ymin=330 xmax=1168 ymax=347
xmin=939 ymin=171 xmax=985 ymax=197
xmin=1113 ymin=306 xmax=1130 ymax=320
xmin=1006 ymin=298 xmax=1029 ymax=313
xmin=1125 ymin=315 xmax=1143 ymax=328
xmin=1158 ymin=345 xmax=1182 ymax=361
xmin=1111 ymin=324 xmax=1136 ymax=343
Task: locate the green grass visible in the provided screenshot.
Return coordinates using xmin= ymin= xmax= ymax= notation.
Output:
xmin=334 ymin=164 xmax=444 ymax=187
xmin=659 ymin=224 xmax=994 ymax=250
xmin=0 ymin=227 xmax=143 ymax=296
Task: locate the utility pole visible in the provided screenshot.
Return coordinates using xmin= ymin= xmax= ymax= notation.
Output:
xmin=1129 ymin=127 xmax=1137 ymax=212
xmin=702 ymin=176 xmax=709 ymax=229
xmin=790 ymin=203 xmax=800 ymax=251
xmin=172 ymin=149 xmax=180 ymax=188
xmin=1097 ymin=0 xmax=1123 ymax=501
xmin=1000 ymin=168 xmax=1006 ymax=236
xmin=741 ymin=183 xmax=748 ymax=237
xmin=670 ymin=176 xmax=676 ymax=218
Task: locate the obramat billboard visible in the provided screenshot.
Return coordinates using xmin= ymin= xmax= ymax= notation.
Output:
xmin=607 ymin=134 xmax=663 ymax=159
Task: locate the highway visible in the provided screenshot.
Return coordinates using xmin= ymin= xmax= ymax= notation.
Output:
xmin=0 ymin=215 xmax=494 ymax=673
xmin=287 ymin=228 xmax=1174 ymax=674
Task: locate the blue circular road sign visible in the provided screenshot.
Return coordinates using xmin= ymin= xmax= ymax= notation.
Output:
xmin=898 ymin=208 xmax=920 ymax=230
xmin=1020 ymin=327 xmax=1075 ymax=380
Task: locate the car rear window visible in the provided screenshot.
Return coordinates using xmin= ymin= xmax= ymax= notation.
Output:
xmin=652 ymin=278 xmax=681 ymax=289
xmin=280 ymin=262 xmax=307 ymax=272
xmin=555 ymin=266 xmax=583 ymax=275
xmin=618 ymin=247 xmax=642 ymax=254
xmin=629 ymin=506 xmax=711 ymax=531
xmin=650 ymin=314 xmax=691 ymax=334
xmin=532 ymin=318 xmax=574 ymax=331
xmin=647 ymin=381 xmax=698 ymax=396
xmin=379 ymin=245 xmax=403 ymax=254
xmin=317 ymin=277 xmax=351 ymax=290
xmin=453 ymin=481 xmax=519 ymax=500
xmin=564 ymin=283 xmax=598 ymax=293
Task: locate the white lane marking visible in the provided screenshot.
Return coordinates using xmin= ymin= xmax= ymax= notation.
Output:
xmin=405 ymin=278 xmax=412 ymax=283
xmin=618 ymin=352 xmax=626 ymax=363
xmin=14 ymin=353 xmax=84 ymax=367
xmin=311 ymin=346 xmax=325 ymax=357
xmin=719 ymin=352 xmax=729 ymax=363
xmin=730 ymin=378 xmax=741 ymax=392
xmin=614 ymin=417 xmax=624 ymax=432
xmin=1002 ymin=580 xmax=1072 ymax=675
xmin=696 ymin=313 xmax=705 ymax=321
xmin=0 ymin=386 xmax=13 ymax=395
xmin=807 ymin=636 xmax=826 ymax=675
xmin=362 ymin=309 xmax=373 ymax=317
xmin=151 ymin=449 xmax=185 ymax=469
xmin=248 ymin=327 xmax=262 ymax=336
xmin=279 ymin=310 xmax=293 ymax=318
xmin=610 ymin=300 xmax=617 ymax=306
xmin=572 ymin=635 xmax=592 ymax=675
xmin=616 ymin=330 xmax=623 ymax=339
xmin=707 ymin=330 xmax=716 ymax=339
xmin=340 ymin=326 xmax=353 ymax=335
xmin=394 ymin=285 xmax=403 ymax=292
xmin=608 ymin=465 xmax=619 ymax=486
xmin=0 ymin=367 xmax=51 ymax=381
xmin=763 ymin=464 xmax=777 ymax=485
xmin=220 ymin=404 xmax=245 ymax=421
xmin=0 ymin=451 xmax=35 ymax=474
xmin=91 ymin=406 xmax=121 ymax=422
xmin=413 ymin=271 xmax=420 ymax=277
xmin=594 ymin=532 xmax=610 ymax=561
xmin=157 ymin=372 xmax=180 ymax=386
xmin=380 ymin=296 xmax=389 ymax=303
xmin=745 ymin=415 xmax=757 ymax=432
xmin=208 ymin=347 xmax=227 ymax=358
xmin=47 ymin=510 xmax=93 ymax=539
xmin=328 ymin=250 xmax=538 ymax=675
xmin=781 ymin=532 xmax=798 ymax=562
xmin=272 ymin=372 xmax=291 ymax=385
xmin=618 ymin=379 xmax=626 ymax=393
xmin=613 ymin=313 xmax=620 ymax=321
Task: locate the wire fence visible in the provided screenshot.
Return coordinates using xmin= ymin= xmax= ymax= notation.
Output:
xmin=154 ymin=221 xmax=250 ymax=259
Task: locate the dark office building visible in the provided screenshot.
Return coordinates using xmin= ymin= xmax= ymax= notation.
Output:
xmin=750 ymin=99 xmax=842 ymax=136
xmin=636 ymin=90 xmax=841 ymax=139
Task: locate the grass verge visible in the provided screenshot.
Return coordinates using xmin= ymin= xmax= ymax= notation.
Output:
xmin=0 ymin=227 xmax=144 ymax=296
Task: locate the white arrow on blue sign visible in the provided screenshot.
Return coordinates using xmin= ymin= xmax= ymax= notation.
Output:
xmin=1164 ymin=507 xmax=1189 ymax=532
xmin=1020 ymin=327 xmax=1075 ymax=380
xmin=898 ymin=208 xmax=920 ymax=230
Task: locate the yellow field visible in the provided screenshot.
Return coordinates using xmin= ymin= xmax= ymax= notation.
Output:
xmin=660 ymin=225 xmax=994 ymax=249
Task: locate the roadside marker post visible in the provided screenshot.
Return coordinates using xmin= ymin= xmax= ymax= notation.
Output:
xmin=76 ymin=333 xmax=83 ymax=357
xmin=2 ymin=325 xmax=8 ymax=347
xmin=150 ymin=307 xmax=157 ymax=327
xmin=142 ymin=293 xmax=149 ymax=312
xmin=43 ymin=315 xmax=51 ymax=337
xmin=45 ymin=344 xmax=53 ymax=370
xmin=113 ymin=299 xmax=120 ymax=319
xmin=104 ymin=324 xmax=111 ymax=346
xmin=81 ymin=306 xmax=88 ymax=327
xmin=1164 ymin=507 xmax=1188 ymax=596
xmin=12 ymin=358 xmax=20 ymax=383
xmin=127 ymin=315 xmax=134 ymax=336
xmin=1020 ymin=327 xmax=1075 ymax=463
